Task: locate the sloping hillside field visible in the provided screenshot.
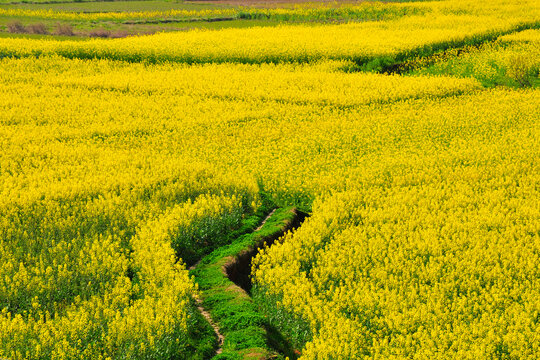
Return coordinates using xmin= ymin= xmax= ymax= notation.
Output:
xmin=1 ymin=0 xmax=539 ymax=359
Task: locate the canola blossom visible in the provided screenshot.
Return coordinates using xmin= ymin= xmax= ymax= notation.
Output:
xmin=0 ymin=7 xmax=238 ymax=21
xmin=0 ymin=2 xmax=422 ymax=21
xmin=0 ymin=0 xmax=538 ymax=66
xmin=2 ymin=53 xmax=539 ymax=358
xmin=1 ymin=0 xmax=539 ymax=358
xmin=409 ymin=29 xmax=540 ymax=87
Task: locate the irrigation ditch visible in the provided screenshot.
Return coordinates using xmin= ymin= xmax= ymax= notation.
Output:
xmin=189 ymin=206 xmax=309 ymax=360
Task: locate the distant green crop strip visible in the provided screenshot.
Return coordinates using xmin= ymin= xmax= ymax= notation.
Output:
xmin=0 ymin=2 xmax=423 ymax=22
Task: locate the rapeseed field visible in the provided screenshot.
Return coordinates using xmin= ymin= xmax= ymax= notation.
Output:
xmin=0 ymin=0 xmax=539 ymax=359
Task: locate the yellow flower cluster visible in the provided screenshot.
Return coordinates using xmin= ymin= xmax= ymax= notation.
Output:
xmin=0 ymin=0 xmax=536 ymax=24
xmin=51 ymin=60 xmax=480 ymax=108
xmin=0 ymin=57 xmax=262 ymax=357
xmin=0 ymin=2 xmax=420 ymax=21
xmin=0 ymin=188 xmax=254 ymax=358
xmin=409 ymin=29 xmax=540 ymax=87
xmin=256 ymin=168 xmax=540 ymax=358
xmin=1 ymin=1 xmax=539 ymax=356
xmin=500 ymin=28 xmax=540 ymax=42
xmin=0 ymin=0 xmax=537 ymax=65
xmin=0 ymin=7 xmax=238 ymax=21
xmin=251 ymin=85 xmax=540 ymax=357
xmin=2 ymin=52 xmax=538 ymax=358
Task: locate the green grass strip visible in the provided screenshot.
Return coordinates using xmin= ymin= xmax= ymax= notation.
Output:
xmin=190 ymin=206 xmax=299 ymax=360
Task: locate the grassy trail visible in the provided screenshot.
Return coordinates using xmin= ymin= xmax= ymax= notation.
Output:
xmin=189 ymin=206 xmax=308 ymax=359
